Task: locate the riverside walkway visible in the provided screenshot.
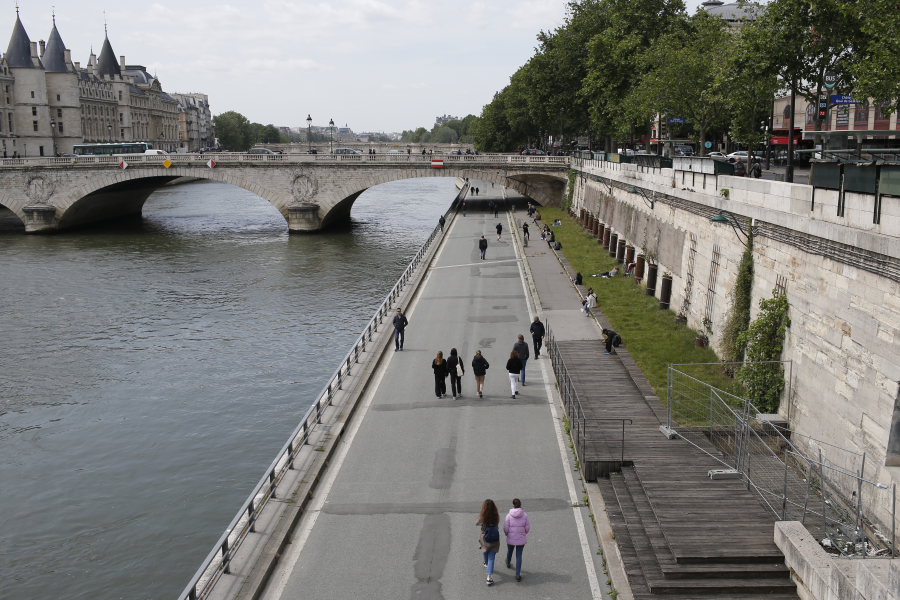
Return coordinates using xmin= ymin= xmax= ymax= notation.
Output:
xmin=259 ymin=194 xmax=604 ymax=599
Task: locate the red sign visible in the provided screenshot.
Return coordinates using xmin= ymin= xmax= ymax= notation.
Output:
xmin=431 ymin=159 xmax=443 ymax=168
xmin=207 ymin=159 xmax=216 ymax=169
xmin=118 ymin=160 xmax=128 ymax=170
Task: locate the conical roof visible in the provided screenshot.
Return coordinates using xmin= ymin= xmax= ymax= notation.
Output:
xmin=96 ymin=33 xmax=119 ymax=77
xmin=43 ymin=22 xmax=68 ymax=72
xmin=6 ymin=15 xmax=38 ymax=68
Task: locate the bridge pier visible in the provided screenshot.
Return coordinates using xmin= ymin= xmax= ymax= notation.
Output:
xmin=22 ymin=204 xmax=58 ymax=233
xmin=287 ymin=203 xmax=322 ymax=233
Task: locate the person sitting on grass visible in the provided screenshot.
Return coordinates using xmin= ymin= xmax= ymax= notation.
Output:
xmin=596 ymin=267 xmax=619 ymax=278
xmin=552 ymin=219 xmax=562 ymax=226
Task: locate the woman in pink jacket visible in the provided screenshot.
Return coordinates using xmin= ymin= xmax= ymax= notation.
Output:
xmin=503 ymin=498 xmax=530 ymax=581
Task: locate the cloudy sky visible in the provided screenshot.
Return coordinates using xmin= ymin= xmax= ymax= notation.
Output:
xmin=10 ymin=0 xmax=708 ymax=133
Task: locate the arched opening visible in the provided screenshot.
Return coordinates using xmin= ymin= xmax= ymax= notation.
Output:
xmin=0 ymin=201 xmax=25 ymax=233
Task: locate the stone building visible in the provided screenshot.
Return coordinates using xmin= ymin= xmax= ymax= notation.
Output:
xmin=170 ymin=92 xmax=214 ymax=151
xmin=2 ymin=11 xmax=205 ymax=155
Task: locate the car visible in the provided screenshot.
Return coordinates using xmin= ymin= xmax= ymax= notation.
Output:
xmin=521 ymin=149 xmax=546 ymax=155
xmin=249 ymin=147 xmax=275 ymax=155
xmin=333 ymin=148 xmax=362 ymax=155
xmin=674 ymin=145 xmax=694 ymax=157
xmin=449 ymin=150 xmax=463 ymax=155
xmin=707 ymin=151 xmax=728 ymax=161
xmin=145 ymin=149 xmax=168 ymax=155
xmin=725 ymin=151 xmax=749 ymax=163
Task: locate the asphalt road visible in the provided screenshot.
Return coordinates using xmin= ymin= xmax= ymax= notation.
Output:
xmin=261 ymin=199 xmax=602 ymax=600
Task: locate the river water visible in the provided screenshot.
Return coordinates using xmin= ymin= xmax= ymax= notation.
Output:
xmin=0 ymin=178 xmax=458 ymax=599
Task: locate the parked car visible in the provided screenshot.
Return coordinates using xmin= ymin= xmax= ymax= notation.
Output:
xmin=333 ymin=148 xmax=362 ymax=155
xmin=725 ymin=151 xmax=749 ymax=163
xmin=708 ymin=151 xmax=728 ymax=161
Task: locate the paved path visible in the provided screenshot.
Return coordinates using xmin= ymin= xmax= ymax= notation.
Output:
xmin=261 ymin=200 xmax=604 ymax=599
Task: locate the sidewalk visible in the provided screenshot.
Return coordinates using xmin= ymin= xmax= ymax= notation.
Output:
xmin=260 ymin=198 xmax=605 ymax=599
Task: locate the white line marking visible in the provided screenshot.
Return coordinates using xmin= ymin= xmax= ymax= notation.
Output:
xmin=430 ymin=258 xmax=520 ymax=270
xmin=263 ymin=213 xmax=457 ymax=600
xmin=511 ymin=213 xmax=604 ymax=600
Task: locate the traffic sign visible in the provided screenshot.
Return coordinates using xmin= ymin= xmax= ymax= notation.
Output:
xmin=824 ymin=72 xmax=837 ymax=89
xmin=668 ymin=118 xmax=686 ymax=123
xmin=704 ymin=141 xmax=712 ymax=149
xmin=831 ymin=95 xmax=856 ymax=104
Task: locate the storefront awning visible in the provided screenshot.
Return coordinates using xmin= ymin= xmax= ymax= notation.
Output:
xmin=770 ymin=135 xmax=802 ymax=145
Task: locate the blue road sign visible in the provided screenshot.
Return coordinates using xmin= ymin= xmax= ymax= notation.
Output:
xmin=831 ymin=95 xmax=857 ymax=104
xmin=668 ymin=118 xmax=686 ymax=123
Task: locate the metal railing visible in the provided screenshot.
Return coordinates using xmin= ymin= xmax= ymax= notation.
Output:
xmin=546 ymin=321 xmax=631 ymax=468
xmin=667 ymin=363 xmax=897 ymax=558
xmin=0 ymin=152 xmax=571 ymax=168
xmin=177 ymin=188 xmax=465 ymax=600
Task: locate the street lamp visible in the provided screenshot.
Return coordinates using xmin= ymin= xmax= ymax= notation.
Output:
xmin=709 ymin=210 xmax=750 ymax=247
xmin=628 ymin=187 xmax=655 ymax=210
xmin=108 ymin=122 xmax=112 ymax=142
xmin=307 ymin=114 xmax=312 ymax=152
xmin=329 ymin=118 xmax=334 ymax=153
xmin=50 ymin=118 xmax=57 ymax=156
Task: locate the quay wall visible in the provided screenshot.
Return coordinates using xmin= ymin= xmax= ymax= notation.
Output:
xmin=568 ymin=159 xmax=900 ymax=534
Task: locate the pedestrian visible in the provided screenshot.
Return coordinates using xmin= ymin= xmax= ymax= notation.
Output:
xmin=439 ymin=215 xmax=445 ymax=232
xmin=583 ymin=288 xmax=597 ymax=316
xmin=574 ymin=272 xmax=583 ymax=286
xmin=734 ymin=156 xmax=746 ymax=177
xmin=506 ymin=350 xmax=523 ymax=398
xmin=462 ymin=201 xmax=466 ymax=217
xmin=476 ymin=187 xmax=479 ymax=195
xmin=530 ymin=316 xmax=545 ymax=358
xmin=393 ymin=308 xmax=408 ymax=351
xmin=522 ymin=222 xmax=529 ymax=242
xmin=494 ymin=203 xmax=499 ymax=217
xmin=447 ymin=348 xmax=465 ymax=398
xmin=512 ymin=334 xmax=530 ymax=385
xmin=478 ymin=235 xmax=488 ymax=260
xmin=602 ymin=328 xmax=621 ymax=355
xmin=750 ymin=158 xmax=762 ymax=179
xmin=471 ymin=350 xmax=489 ymax=397
xmin=489 ymin=200 xmax=494 ymax=214
xmin=432 ymin=351 xmax=449 ymax=397
xmin=496 ymin=222 xmax=503 ymax=241
xmin=477 ymin=499 xmax=501 ymax=586
xmin=503 ymin=498 xmax=530 ymax=582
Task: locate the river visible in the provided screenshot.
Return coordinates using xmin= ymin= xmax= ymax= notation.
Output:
xmin=0 ymin=177 xmax=458 ymax=599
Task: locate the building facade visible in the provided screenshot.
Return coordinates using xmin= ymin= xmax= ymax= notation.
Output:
xmin=2 ymin=11 xmax=209 ymax=156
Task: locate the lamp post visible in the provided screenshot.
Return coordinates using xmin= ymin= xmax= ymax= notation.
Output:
xmin=329 ymin=118 xmax=334 ymax=154
xmin=307 ymin=114 xmax=312 ymax=152
xmin=108 ymin=122 xmax=112 ymax=143
xmin=50 ymin=118 xmax=57 ymax=156
xmin=627 ymin=187 xmax=656 ymax=210
xmin=709 ymin=210 xmax=750 ymax=247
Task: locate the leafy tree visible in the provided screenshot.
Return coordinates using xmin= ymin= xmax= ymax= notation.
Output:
xmin=213 ymin=111 xmax=254 ymax=151
xmin=258 ymin=124 xmax=283 ymax=144
xmin=737 ymin=291 xmax=791 ymax=413
xmin=848 ymin=0 xmax=900 ymax=115
xmin=719 ymin=231 xmax=754 ymax=364
xmin=475 ymin=89 xmax=520 ymax=152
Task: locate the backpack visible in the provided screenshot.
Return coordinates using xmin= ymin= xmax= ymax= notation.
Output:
xmin=612 ymin=334 xmax=622 ymax=348
xmin=554 ymin=242 xmax=562 ymax=250
xmin=483 ymin=524 xmax=500 ymax=543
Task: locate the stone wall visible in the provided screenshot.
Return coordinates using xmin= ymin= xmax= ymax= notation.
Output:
xmin=570 ymin=159 xmax=900 ymax=535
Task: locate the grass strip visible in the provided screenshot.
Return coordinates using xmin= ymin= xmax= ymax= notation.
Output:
xmin=537 ymin=207 xmax=723 ymax=401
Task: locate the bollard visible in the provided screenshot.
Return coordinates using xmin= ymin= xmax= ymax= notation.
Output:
xmin=598 ymin=224 xmax=606 ymax=246
xmin=609 ymin=233 xmax=618 ymax=258
xmin=635 ymin=255 xmax=645 ymax=282
xmin=625 ymin=245 xmax=635 ymax=265
xmin=616 ymin=239 xmax=626 ymax=264
xmin=646 ymin=264 xmax=658 ymax=297
xmin=659 ymin=274 xmax=672 ymax=309
xmin=602 ymin=228 xmax=610 ymax=249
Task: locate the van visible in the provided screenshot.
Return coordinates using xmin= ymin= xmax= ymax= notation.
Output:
xmin=145 ymin=149 xmax=168 ymax=155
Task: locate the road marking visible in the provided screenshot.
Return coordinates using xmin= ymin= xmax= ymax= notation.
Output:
xmin=511 ymin=212 xmax=604 ymax=599
xmin=262 ymin=213 xmax=458 ymax=600
xmin=429 ymin=258 xmax=520 ymax=270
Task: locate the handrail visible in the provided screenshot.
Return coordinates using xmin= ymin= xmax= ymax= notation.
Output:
xmin=0 ymin=153 xmax=572 ymax=168
xmin=178 ymin=188 xmax=465 ymax=600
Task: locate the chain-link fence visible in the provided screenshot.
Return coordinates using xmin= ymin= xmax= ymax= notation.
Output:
xmin=667 ymin=363 xmax=897 ymax=558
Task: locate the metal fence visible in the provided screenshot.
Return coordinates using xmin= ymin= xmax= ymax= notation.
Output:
xmin=667 ymin=363 xmax=897 ymax=558
xmin=178 ymin=189 xmax=465 ymax=600
xmin=547 ymin=322 xmax=631 ymax=478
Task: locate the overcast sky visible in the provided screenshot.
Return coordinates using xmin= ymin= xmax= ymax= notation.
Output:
xmin=11 ymin=0 xmax=708 ymax=133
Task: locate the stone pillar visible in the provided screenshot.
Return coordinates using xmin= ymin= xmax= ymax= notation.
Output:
xmin=287 ymin=203 xmax=322 ymax=233
xmin=23 ymin=205 xmax=57 ymax=233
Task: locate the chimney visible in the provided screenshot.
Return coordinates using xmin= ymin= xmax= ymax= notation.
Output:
xmin=30 ymin=42 xmax=38 ymax=58
xmin=64 ymin=49 xmax=72 ymax=69
xmin=39 ymin=40 xmax=46 ymax=57
xmin=120 ymin=55 xmax=125 ymax=73
xmin=74 ymin=61 xmax=80 ymax=70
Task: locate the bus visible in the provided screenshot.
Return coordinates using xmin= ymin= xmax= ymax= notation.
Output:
xmin=73 ymin=142 xmax=155 ymax=156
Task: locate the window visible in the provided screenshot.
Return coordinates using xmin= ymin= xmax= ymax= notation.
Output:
xmin=855 ymin=102 xmax=868 ymax=124
xmin=39 ymin=146 xmax=44 ymax=156
xmin=118 ymin=90 xmax=122 ymax=100
xmin=875 ymin=101 xmax=890 ymax=122
xmin=57 ymin=108 xmax=62 ymax=118
xmin=33 ymin=120 xmax=38 ymax=131
xmin=58 ymin=123 xmax=63 ymax=133
xmin=120 ymin=128 xmax=124 ymax=138
xmin=30 ymin=91 xmax=34 ymax=98
xmin=56 ymin=94 xmax=60 ymax=101
xmin=119 ymin=113 xmax=123 ymax=123
xmin=8 ymin=114 xmax=12 ymax=132
xmin=31 ymin=106 xmax=36 ymax=116
xmin=806 ymin=103 xmax=815 ymax=126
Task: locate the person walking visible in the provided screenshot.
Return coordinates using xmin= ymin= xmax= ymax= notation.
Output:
xmin=503 ymin=498 xmax=530 ymax=582
xmin=494 ymin=202 xmax=499 ymax=217
xmin=488 ymin=200 xmax=494 ymax=214
xmin=432 ymin=351 xmax=449 ymax=397
xmin=462 ymin=201 xmax=466 ymax=217
xmin=471 ymin=350 xmax=489 ymax=398
xmin=512 ymin=334 xmax=530 ymax=385
xmin=734 ymin=156 xmax=746 ymax=177
xmin=477 ymin=499 xmax=501 ymax=586
xmin=522 ymin=222 xmax=529 ymax=242
xmin=506 ymin=351 xmax=523 ymax=398
xmin=446 ymin=348 xmax=465 ymax=398
xmin=439 ymin=215 xmax=445 ymax=232
xmin=496 ymin=222 xmax=503 ymax=241
xmin=530 ymin=317 xmax=545 ymax=358
xmin=393 ymin=308 xmax=408 ymax=351
xmin=478 ymin=236 xmax=488 ymax=260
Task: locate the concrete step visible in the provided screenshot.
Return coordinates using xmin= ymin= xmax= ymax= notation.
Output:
xmin=661 ymin=563 xmax=791 ymax=580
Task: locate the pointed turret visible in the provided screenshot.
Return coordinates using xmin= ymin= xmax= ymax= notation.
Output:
xmin=96 ymin=28 xmax=120 ymax=78
xmin=43 ymin=17 xmax=68 ymax=73
xmin=6 ymin=13 xmax=37 ymax=68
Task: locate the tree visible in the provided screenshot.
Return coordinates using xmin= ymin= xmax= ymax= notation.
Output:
xmin=213 ymin=111 xmax=254 ymax=151
xmin=849 ymin=0 xmax=900 ymax=115
xmin=258 ymin=124 xmax=283 ymax=144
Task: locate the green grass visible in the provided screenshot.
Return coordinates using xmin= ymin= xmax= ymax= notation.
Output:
xmin=539 ymin=207 xmax=723 ymax=401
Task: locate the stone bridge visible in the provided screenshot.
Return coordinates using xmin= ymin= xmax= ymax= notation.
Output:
xmin=0 ymin=153 xmax=570 ymax=233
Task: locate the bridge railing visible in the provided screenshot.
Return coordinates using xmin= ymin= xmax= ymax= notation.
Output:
xmin=0 ymin=153 xmax=571 ymax=168
xmin=177 ymin=187 xmax=465 ymax=600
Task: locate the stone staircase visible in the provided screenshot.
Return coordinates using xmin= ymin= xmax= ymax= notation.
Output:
xmin=599 ymin=466 xmax=798 ymax=599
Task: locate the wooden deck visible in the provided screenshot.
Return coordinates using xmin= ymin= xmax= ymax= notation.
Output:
xmin=553 ymin=340 xmax=798 ymax=599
